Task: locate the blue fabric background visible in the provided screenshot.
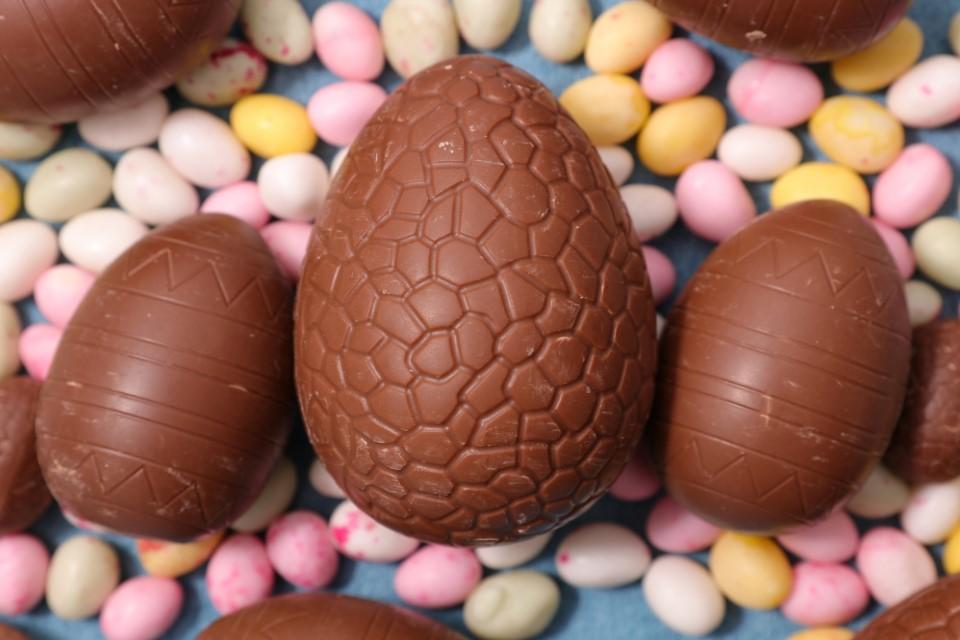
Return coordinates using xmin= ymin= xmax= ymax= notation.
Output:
xmin=2 ymin=0 xmax=960 ymax=637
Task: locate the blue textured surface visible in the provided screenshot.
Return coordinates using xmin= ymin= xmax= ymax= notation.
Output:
xmin=2 ymin=0 xmax=960 ymax=638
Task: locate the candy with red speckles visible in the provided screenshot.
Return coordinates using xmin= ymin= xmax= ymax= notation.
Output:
xmin=556 ymin=522 xmax=651 ymax=588
xmin=857 ymin=527 xmax=936 ymax=606
xmin=177 ymin=38 xmax=269 ymax=108
xmin=394 ymin=545 xmax=481 ymax=608
xmin=780 ymin=562 xmax=869 ymax=627
xmin=206 ymin=534 xmax=274 ymax=615
xmin=777 ymin=510 xmax=859 ymax=563
xmin=328 ymin=500 xmax=419 ymax=563
xmin=241 ymin=0 xmax=313 ymax=66
xmin=266 ymin=511 xmax=338 ymax=589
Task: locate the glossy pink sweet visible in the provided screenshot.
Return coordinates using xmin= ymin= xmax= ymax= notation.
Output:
xmin=205 ymin=534 xmax=274 ymax=615
xmin=394 ymin=545 xmax=482 ymax=609
xmin=100 ymin=577 xmax=183 ymax=640
xmin=857 ymin=526 xmax=937 ymax=606
xmin=777 ymin=510 xmax=859 ymax=563
xmin=641 ymin=39 xmax=714 ymax=103
xmin=313 ymin=2 xmax=384 ymax=81
xmin=645 ymin=496 xmax=721 ymax=553
xmin=608 ymin=451 xmax=661 ymax=502
xmin=307 ymin=82 xmax=387 ymax=146
xmin=675 ymin=160 xmax=757 ymax=242
xmin=0 ymin=534 xmax=49 ymax=615
xmin=780 ymin=562 xmax=869 ymax=626
xmin=265 ymin=511 xmax=339 ymax=589
xmin=33 ymin=265 xmax=95 ymax=329
xmin=259 ymin=221 xmax=312 ymax=281
xmin=201 ymin=181 xmax=271 ymax=230
xmin=871 ymin=219 xmax=915 ymax=280
xmin=728 ymin=60 xmax=824 ymax=127
xmin=873 ymin=144 xmax=953 ymax=229
xmin=641 ymin=246 xmax=676 ymax=304
xmin=18 ymin=323 xmax=61 ymax=380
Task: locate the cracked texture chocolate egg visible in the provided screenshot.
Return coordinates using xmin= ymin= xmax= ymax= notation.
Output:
xmin=36 ymin=214 xmax=294 ymax=541
xmin=295 ymin=55 xmax=657 ymax=546
xmin=648 ymin=0 xmax=910 ymax=62
xmin=650 ymin=200 xmax=911 ymax=533
xmin=0 ymin=376 xmax=50 ymax=534
xmin=0 ymin=0 xmax=240 ymax=123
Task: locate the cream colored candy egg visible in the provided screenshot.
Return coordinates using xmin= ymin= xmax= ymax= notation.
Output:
xmin=913 ymin=217 xmax=960 ymax=290
xmin=529 ymin=0 xmax=592 ymax=63
xmin=309 ymin=458 xmax=346 ymax=499
xmin=77 ymin=93 xmax=169 ymax=152
xmin=845 ymin=464 xmax=910 ymax=519
xmin=25 ymin=149 xmax=113 ymax=223
xmin=0 ymin=121 xmax=61 ymax=161
xmin=177 ymin=38 xmax=269 ymax=107
xmin=832 ymin=19 xmax=923 ymax=92
xmin=597 ymin=146 xmax=634 ymax=186
xmin=382 ymin=0 xmax=459 ymax=78
xmin=476 ymin=533 xmax=552 ymax=570
xmin=560 ymin=75 xmax=650 ymax=146
xmin=241 ymin=0 xmax=314 ymax=65
xmin=643 ymin=555 xmax=725 ymax=636
xmin=709 ymin=532 xmax=793 ymax=609
xmin=951 ymin=12 xmax=960 ymax=55
xmin=718 ymin=124 xmax=803 ymax=182
xmin=59 ymin=209 xmax=148 ymax=274
xmin=232 ymin=457 xmax=297 ymax=533
xmin=159 ymin=109 xmax=251 ymax=189
xmin=621 ymin=184 xmax=677 ymax=242
xmin=46 ymin=536 xmax=120 ymax=620
xmin=453 ymin=0 xmax=521 ymax=50
xmin=464 ymin=571 xmax=560 ymax=640
xmin=904 ymin=280 xmax=943 ymax=327
xmin=0 ymin=220 xmax=59 ymax=303
xmin=887 ymin=55 xmax=960 ymax=128
xmin=0 ymin=302 xmax=21 ymax=381
xmin=113 ymin=148 xmax=199 ymax=226
xmin=638 ymin=96 xmax=726 ymax=176
xmin=585 ymin=0 xmax=672 ymax=74
xmin=771 ymin=163 xmax=870 ymax=216
xmin=810 ymin=96 xmax=904 ymax=174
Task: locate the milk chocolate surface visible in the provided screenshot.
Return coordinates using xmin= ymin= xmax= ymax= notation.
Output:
xmin=0 ymin=623 xmax=28 ymax=640
xmin=199 ymin=593 xmax=465 ymax=640
xmin=0 ymin=0 xmax=240 ymax=123
xmin=886 ymin=320 xmax=960 ymax=484
xmin=856 ymin=575 xmax=960 ymax=639
xmin=36 ymin=214 xmax=294 ymax=541
xmin=649 ymin=0 xmax=910 ymax=62
xmin=0 ymin=376 xmax=49 ymax=534
xmin=295 ymin=55 xmax=658 ymax=545
xmin=651 ymin=200 xmax=911 ymax=532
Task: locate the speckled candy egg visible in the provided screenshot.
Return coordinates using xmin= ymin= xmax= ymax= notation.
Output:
xmin=295 ymin=56 xmax=657 ymax=546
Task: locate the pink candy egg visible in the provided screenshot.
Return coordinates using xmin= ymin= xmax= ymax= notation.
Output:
xmin=857 ymin=526 xmax=936 ymax=606
xmin=641 ymin=246 xmax=676 ymax=304
xmin=202 ymin=181 xmax=271 ymax=230
xmin=676 ymin=160 xmax=757 ymax=242
xmin=265 ymin=511 xmax=339 ymax=590
xmin=394 ymin=545 xmax=482 ymax=609
xmin=33 ymin=265 xmax=95 ymax=329
xmin=99 ymin=577 xmax=183 ymax=640
xmin=0 ymin=534 xmax=49 ymax=615
xmin=259 ymin=221 xmax=312 ymax=281
xmin=776 ymin=510 xmax=859 ymax=563
xmin=608 ymin=451 xmax=661 ymax=502
xmin=780 ymin=562 xmax=869 ymax=627
xmin=871 ymin=219 xmax=915 ymax=280
xmin=873 ymin=144 xmax=953 ymax=229
xmin=728 ymin=60 xmax=824 ymax=128
xmin=308 ymin=82 xmax=387 ymax=146
xmin=641 ymin=39 xmax=714 ymax=104
xmin=313 ymin=2 xmax=384 ymax=81
xmin=645 ymin=496 xmax=721 ymax=553
xmin=205 ymin=534 xmax=273 ymax=615
xmin=18 ymin=323 xmax=61 ymax=380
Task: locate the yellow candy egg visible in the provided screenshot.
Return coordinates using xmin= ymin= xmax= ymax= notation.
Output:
xmin=771 ymin=162 xmax=871 ymax=215
xmin=137 ymin=530 xmax=225 ymax=578
xmin=0 ymin=165 xmax=20 ymax=223
xmin=638 ymin=96 xmax=725 ymax=176
xmin=709 ymin=532 xmax=793 ymax=610
xmin=559 ymin=74 xmax=650 ymax=145
xmin=788 ymin=628 xmax=855 ymax=640
xmin=809 ymin=96 xmax=904 ymax=174
xmin=230 ymin=94 xmax=317 ymax=158
xmin=832 ymin=19 xmax=923 ymax=92
xmin=585 ymin=0 xmax=672 ymax=74
xmin=946 ymin=525 xmax=960 ymax=574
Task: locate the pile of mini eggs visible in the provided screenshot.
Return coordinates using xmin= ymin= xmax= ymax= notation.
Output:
xmin=1 ymin=0 xmax=960 ymax=639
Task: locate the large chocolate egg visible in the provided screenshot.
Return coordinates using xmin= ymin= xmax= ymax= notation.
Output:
xmin=295 ymin=55 xmax=658 ymax=545
xmin=856 ymin=575 xmax=960 ymax=639
xmin=0 ymin=376 xmax=50 ymax=533
xmin=648 ymin=0 xmax=910 ymax=62
xmin=650 ymin=200 xmax=911 ymax=532
xmin=37 ymin=214 xmax=294 ymax=541
xmin=0 ymin=0 xmax=240 ymax=123
xmin=199 ymin=593 xmax=465 ymax=640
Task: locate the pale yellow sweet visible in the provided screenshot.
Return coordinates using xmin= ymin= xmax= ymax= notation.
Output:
xmin=787 ymin=628 xmax=855 ymax=640
xmin=708 ymin=532 xmax=793 ymax=610
xmin=230 ymin=94 xmax=317 ymax=158
xmin=950 ymin=12 xmax=960 ymax=56
xmin=560 ymin=74 xmax=650 ymax=146
xmin=913 ymin=217 xmax=960 ymax=290
xmin=809 ymin=96 xmax=904 ymax=174
xmin=137 ymin=530 xmax=225 ymax=578
xmin=771 ymin=163 xmax=871 ymax=216
xmin=944 ymin=524 xmax=960 ymax=574
xmin=0 ymin=165 xmax=20 ymax=223
xmin=832 ymin=18 xmax=923 ymax=92
xmin=638 ymin=96 xmax=725 ymax=177
xmin=585 ymin=0 xmax=672 ymax=74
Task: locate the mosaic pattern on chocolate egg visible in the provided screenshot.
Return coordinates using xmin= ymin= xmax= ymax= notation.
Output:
xmin=856 ymin=575 xmax=960 ymax=639
xmin=296 ymin=56 xmax=657 ymax=545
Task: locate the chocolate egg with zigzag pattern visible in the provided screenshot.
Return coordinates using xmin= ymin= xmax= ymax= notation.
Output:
xmin=650 ymin=200 xmax=911 ymax=533
xmin=36 ymin=214 xmax=294 ymax=541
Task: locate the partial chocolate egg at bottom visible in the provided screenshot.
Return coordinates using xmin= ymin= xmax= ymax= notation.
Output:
xmin=0 ymin=377 xmax=49 ymax=534
xmin=648 ymin=0 xmax=910 ymax=62
xmin=199 ymin=593 xmax=465 ymax=640
xmin=0 ymin=623 xmax=28 ymax=640
xmin=37 ymin=214 xmax=294 ymax=541
xmin=856 ymin=575 xmax=960 ymax=639
xmin=0 ymin=0 xmax=241 ymax=124
xmin=650 ymin=200 xmax=911 ymax=533
xmin=295 ymin=55 xmax=658 ymax=546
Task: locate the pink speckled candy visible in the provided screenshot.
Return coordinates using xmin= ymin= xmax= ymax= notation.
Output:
xmin=641 ymin=245 xmax=676 ymax=304
xmin=202 ymin=181 xmax=270 ymax=230
xmin=676 ymin=160 xmax=757 ymax=242
xmin=646 ymin=496 xmax=721 ymax=553
xmin=394 ymin=545 xmax=482 ymax=609
xmin=777 ymin=510 xmax=859 ymax=563
xmin=313 ymin=2 xmax=384 ymax=81
xmin=728 ymin=60 xmax=824 ymax=127
xmin=609 ymin=451 xmax=661 ymax=502
xmin=265 ymin=511 xmax=338 ymax=589
xmin=781 ymin=562 xmax=869 ymax=627
xmin=0 ymin=534 xmax=49 ymax=615
xmin=857 ymin=526 xmax=937 ymax=606
xmin=329 ymin=500 xmax=419 ymax=563
xmin=873 ymin=144 xmax=953 ymax=229
xmin=33 ymin=265 xmax=95 ymax=329
xmin=259 ymin=221 xmax=312 ymax=281
xmin=641 ymin=39 xmax=714 ymax=104
xmin=205 ymin=534 xmax=273 ymax=615
xmin=871 ymin=219 xmax=915 ymax=280
xmin=18 ymin=323 xmax=61 ymax=380
xmin=307 ymin=82 xmax=387 ymax=146
xmin=99 ymin=577 xmax=183 ymax=640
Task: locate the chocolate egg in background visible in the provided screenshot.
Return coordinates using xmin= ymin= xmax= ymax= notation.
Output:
xmin=0 ymin=0 xmax=240 ymax=123
xmin=856 ymin=575 xmax=960 ymax=639
xmin=295 ymin=55 xmax=658 ymax=546
xmin=648 ymin=0 xmax=910 ymax=62
xmin=36 ymin=214 xmax=294 ymax=541
xmin=650 ymin=200 xmax=911 ymax=533
xmin=0 ymin=376 xmax=50 ymax=534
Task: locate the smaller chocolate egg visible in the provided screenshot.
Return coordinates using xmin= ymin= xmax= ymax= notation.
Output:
xmin=0 ymin=377 xmax=50 ymax=534
xmin=856 ymin=575 xmax=960 ymax=639
xmin=0 ymin=623 xmax=28 ymax=640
